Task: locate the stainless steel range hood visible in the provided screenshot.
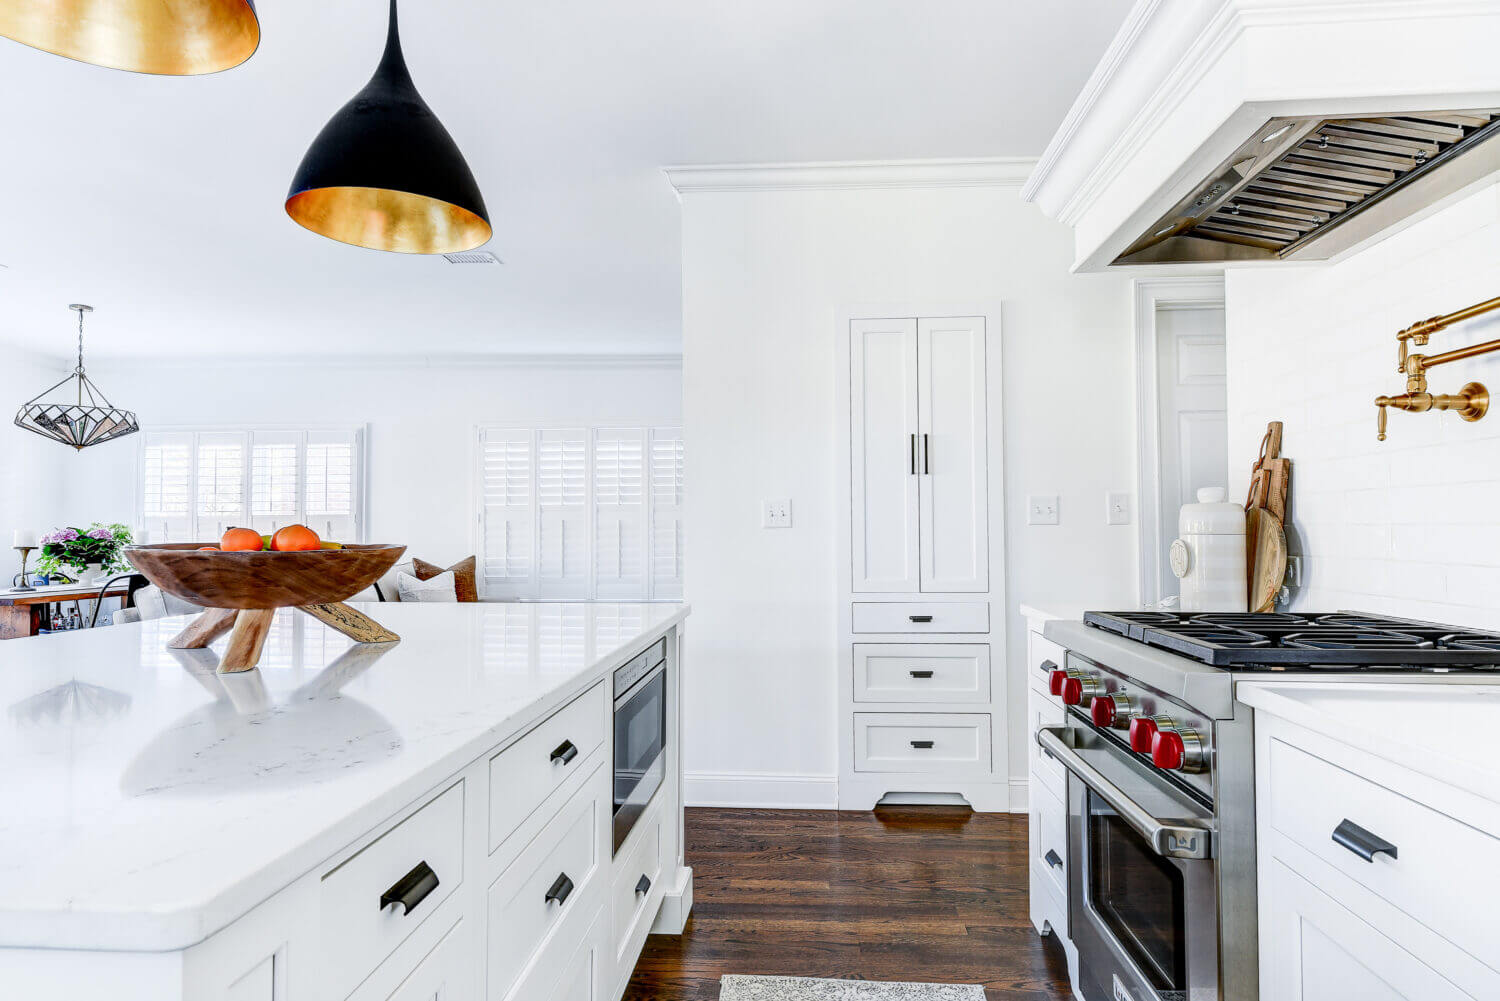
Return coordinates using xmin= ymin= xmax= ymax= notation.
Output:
xmin=1114 ymin=109 xmax=1500 ymax=267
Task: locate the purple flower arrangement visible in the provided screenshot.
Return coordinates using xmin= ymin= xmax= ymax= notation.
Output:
xmin=37 ymin=523 xmax=133 ymax=578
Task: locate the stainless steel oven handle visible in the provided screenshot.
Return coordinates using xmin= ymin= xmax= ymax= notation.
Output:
xmin=1036 ymin=726 xmax=1212 ymax=860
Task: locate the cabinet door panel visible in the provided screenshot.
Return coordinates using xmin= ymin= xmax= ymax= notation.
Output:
xmin=917 ymin=318 xmax=988 ymax=592
xmin=850 ymin=319 xmax=920 ymax=592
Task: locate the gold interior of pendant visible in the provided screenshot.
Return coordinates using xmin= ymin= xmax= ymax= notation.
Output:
xmin=285 ymin=187 xmax=493 ymax=256
xmin=0 ymin=0 xmax=258 ymax=75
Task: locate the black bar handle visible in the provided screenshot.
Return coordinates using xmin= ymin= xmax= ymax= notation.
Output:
xmin=380 ymin=861 xmax=440 ymax=916
xmin=909 ymin=614 xmax=933 ymax=623
xmin=545 ymin=872 xmax=575 ymax=906
xmin=922 ymin=433 xmax=930 ymax=474
xmin=1332 ymin=819 xmax=1398 ymax=863
xmin=909 ymin=669 xmax=934 ymax=679
xmin=910 ymin=739 xmax=935 ymax=749
xmin=550 ymin=739 xmax=579 ymax=765
xmin=635 ymin=874 xmax=652 ymax=896
xmin=910 ymin=433 xmax=917 ymax=475
xmin=1044 ymin=849 xmax=1063 ymax=870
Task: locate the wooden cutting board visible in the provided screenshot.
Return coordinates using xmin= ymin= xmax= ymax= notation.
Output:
xmin=1246 ymin=507 xmax=1288 ymax=613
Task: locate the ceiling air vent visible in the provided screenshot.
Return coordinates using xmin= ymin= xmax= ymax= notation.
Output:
xmin=1117 ymin=109 xmax=1500 ymax=266
xmin=443 ymin=250 xmax=502 ymax=264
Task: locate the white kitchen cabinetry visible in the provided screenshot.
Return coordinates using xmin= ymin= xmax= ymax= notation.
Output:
xmin=837 ymin=311 xmax=1006 ymax=812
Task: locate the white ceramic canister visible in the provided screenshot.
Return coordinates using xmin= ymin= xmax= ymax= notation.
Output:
xmin=1169 ymin=487 xmax=1247 ymax=612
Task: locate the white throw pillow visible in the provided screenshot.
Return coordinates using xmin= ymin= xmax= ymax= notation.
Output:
xmin=397 ymin=570 xmax=457 ymax=603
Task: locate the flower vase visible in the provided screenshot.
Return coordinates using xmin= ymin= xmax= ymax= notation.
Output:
xmin=74 ymin=564 xmax=103 ymax=586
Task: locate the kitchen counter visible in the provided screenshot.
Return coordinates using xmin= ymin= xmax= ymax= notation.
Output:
xmin=0 ymin=600 xmax=688 ymax=953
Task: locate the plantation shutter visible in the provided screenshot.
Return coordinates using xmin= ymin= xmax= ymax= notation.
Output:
xmin=249 ymin=430 xmax=301 ymax=537
xmin=141 ymin=431 xmax=194 ymax=542
xmin=305 ymin=429 xmax=359 ymax=541
xmin=479 ymin=428 xmax=535 ymax=598
xmin=592 ymin=427 xmax=647 ymax=599
xmin=535 ymin=428 xmax=589 ymax=599
xmin=648 ymin=427 xmax=685 ymax=599
xmin=194 ymin=431 xmax=247 ymax=539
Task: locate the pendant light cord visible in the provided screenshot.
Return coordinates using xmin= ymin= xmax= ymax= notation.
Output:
xmin=76 ymin=308 xmax=85 ymax=403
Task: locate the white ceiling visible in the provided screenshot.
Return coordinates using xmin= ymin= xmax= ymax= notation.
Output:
xmin=0 ymin=0 xmax=1131 ymax=360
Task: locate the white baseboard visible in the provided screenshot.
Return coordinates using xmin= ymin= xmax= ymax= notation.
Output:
xmin=684 ymin=771 xmax=838 ymax=809
xmin=1010 ymin=777 xmax=1029 ymax=813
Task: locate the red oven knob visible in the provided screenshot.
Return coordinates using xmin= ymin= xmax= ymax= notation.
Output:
xmin=1090 ymin=692 xmax=1134 ymax=729
xmin=1048 ymin=667 xmax=1070 ymax=696
xmin=1061 ymin=674 xmax=1102 ymax=706
xmin=1129 ymin=715 xmax=1169 ymax=753
xmin=1151 ymin=727 xmax=1206 ymax=773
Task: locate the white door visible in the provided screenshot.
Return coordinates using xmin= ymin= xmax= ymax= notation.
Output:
xmin=1155 ymin=305 xmax=1227 ymax=598
xmin=850 ymin=319 xmax=920 ymax=592
xmin=918 ymin=317 xmax=988 ymax=593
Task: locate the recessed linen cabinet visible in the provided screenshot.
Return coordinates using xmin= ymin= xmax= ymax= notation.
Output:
xmin=837 ymin=313 xmax=1008 ymax=811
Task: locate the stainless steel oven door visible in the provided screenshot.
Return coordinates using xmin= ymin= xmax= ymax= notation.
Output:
xmin=1037 ymin=725 xmax=1218 ymax=1001
xmin=612 ymin=660 xmax=666 ymax=855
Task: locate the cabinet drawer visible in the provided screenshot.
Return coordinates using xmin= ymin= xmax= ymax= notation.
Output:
xmin=320 ymin=781 xmax=465 ymax=1001
xmin=851 ymin=602 xmax=988 ymax=634
xmin=853 ymin=643 xmax=989 ymax=703
xmin=852 ymin=712 xmax=991 ymax=775
xmin=546 ymin=909 xmax=606 ymax=1001
xmin=1029 ymin=781 xmax=1067 ymax=902
xmin=381 ymin=918 xmax=469 ymax=1001
xmin=490 ymin=683 xmax=607 ymax=853
xmin=1027 ymin=688 xmax=1066 ymax=802
xmin=1029 ymin=633 xmax=1066 ymax=692
xmin=611 ymin=807 xmax=663 ymax=965
xmin=1266 ymin=737 xmax=1500 ymax=973
xmin=487 ymin=762 xmax=608 ymax=1001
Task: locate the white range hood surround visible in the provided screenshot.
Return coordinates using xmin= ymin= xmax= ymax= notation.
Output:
xmin=1023 ymin=0 xmax=1500 ymax=272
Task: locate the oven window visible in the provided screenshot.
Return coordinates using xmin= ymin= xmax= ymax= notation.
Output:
xmin=614 ymin=668 xmax=665 ymax=811
xmin=1087 ymin=789 xmax=1187 ymax=993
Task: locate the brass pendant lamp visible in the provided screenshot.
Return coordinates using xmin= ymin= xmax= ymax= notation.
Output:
xmin=0 ymin=0 xmax=258 ymax=76
xmin=285 ymin=0 xmax=491 ymax=255
xmin=14 ymin=305 xmax=140 ymax=451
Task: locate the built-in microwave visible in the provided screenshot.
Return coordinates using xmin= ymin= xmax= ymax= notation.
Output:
xmin=612 ymin=636 xmax=667 ymax=855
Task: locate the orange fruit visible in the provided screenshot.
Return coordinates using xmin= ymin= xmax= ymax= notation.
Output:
xmin=270 ymin=524 xmax=321 ymax=552
xmin=221 ymin=527 xmax=264 ymax=551
xmin=197 ymin=546 xmax=220 ymax=551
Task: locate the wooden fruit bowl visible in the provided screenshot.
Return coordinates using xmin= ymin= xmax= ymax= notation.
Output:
xmin=125 ymin=543 xmax=407 ymax=673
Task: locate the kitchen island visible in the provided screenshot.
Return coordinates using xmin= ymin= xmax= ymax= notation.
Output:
xmin=0 ymin=600 xmax=690 ymax=1001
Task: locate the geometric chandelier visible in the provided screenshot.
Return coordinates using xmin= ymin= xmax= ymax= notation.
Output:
xmin=14 ymin=305 xmax=140 ymax=451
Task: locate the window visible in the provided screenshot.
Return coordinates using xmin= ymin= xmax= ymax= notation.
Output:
xmin=140 ymin=427 xmax=364 ymax=543
xmin=479 ymin=424 xmax=683 ymax=600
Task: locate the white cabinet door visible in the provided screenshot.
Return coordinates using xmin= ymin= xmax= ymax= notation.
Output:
xmin=917 ymin=317 xmax=988 ymax=592
xmin=850 ymin=319 xmax=920 ymax=592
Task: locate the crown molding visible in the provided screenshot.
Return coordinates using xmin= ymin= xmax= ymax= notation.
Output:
xmin=89 ymin=352 xmax=683 ymax=373
xmin=663 ymin=158 xmax=1036 ymax=195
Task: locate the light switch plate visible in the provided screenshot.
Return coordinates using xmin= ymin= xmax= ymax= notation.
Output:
xmin=762 ymin=498 xmax=792 ymax=528
xmin=1027 ymin=494 xmax=1059 ymax=526
xmin=1106 ymin=492 xmax=1131 ymax=525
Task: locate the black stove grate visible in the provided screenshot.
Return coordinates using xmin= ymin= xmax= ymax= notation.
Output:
xmin=1082 ymin=610 xmax=1500 ymax=669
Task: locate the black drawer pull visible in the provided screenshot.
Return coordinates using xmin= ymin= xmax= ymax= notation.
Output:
xmin=909 ymin=614 xmax=933 ymax=623
xmin=1040 ymin=659 xmax=1057 ymax=674
xmin=910 ymin=739 xmax=935 ymax=749
xmin=1044 ymin=849 xmax=1063 ymax=870
xmin=545 ymin=872 xmax=575 ymax=906
xmin=1333 ymin=819 xmax=1398 ymax=863
xmin=635 ymin=874 xmax=652 ymax=896
xmin=380 ymin=861 xmax=440 ymax=916
xmin=550 ymin=739 xmax=579 ymax=765
xmin=909 ymin=669 xmax=934 ymax=679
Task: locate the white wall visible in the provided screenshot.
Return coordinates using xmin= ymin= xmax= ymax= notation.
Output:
xmin=53 ymin=359 xmax=681 ymax=567
xmin=1226 ymin=180 xmax=1500 ymax=627
xmin=679 ymin=180 xmax=1137 ymax=807
xmin=2 ymin=350 xmax=71 ymax=571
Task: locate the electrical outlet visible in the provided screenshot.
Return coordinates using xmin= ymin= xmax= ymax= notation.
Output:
xmin=762 ymin=498 xmax=792 ymax=528
xmin=1106 ymin=492 xmax=1131 ymax=525
xmin=1027 ymin=494 xmax=1059 ymax=526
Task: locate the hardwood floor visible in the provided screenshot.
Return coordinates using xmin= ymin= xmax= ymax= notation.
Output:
xmin=622 ymin=806 xmax=1073 ymax=1000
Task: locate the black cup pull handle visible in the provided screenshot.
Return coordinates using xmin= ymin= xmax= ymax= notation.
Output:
xmin=910 ymin=739 xmax=935 ymax=749
xmin=909 ymin=614 xmax=933 ymax=623
xmin=1040 ymin=659 xmax=1057 ymax=673
xmin=380 ymin=861 xmax=440 ymax=916
xmin=550 ymin=739 xmax=579 ymax=765
xmin=909 ymin=669 xmax=934 ymax=678
xmin=1332 ymin=819 xmax=1398 ymax=863
xmin=1044 ymin=849 xmax=1063 ymax=870
xmin=545 ymin=872 xmax=575 ymax=906
xmin=635 ymin=874 xmax=652 ymax=896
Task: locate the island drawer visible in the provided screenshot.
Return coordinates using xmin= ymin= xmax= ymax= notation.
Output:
xmin=487 ymin=761 xmax=609 ymax=1001
xmin=852 ymin=712 xmax=991 ymax=775
xmin=320 ymin=780 xmax=465 ymax=1001
xmin=851 ymin=602 xmax=988 ymax=634
xmin=489 ymin=682 xmax=608 ymax=854
xmin=611 ymin=802 xmax=663 ymax=966
xmin=853 ymin=643 xmax=989 ymax=703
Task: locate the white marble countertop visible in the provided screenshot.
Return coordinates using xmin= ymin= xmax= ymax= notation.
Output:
xmin=1237 ymin=679 xmax=1500 ymax=804
xmin=0 ymin=601 xmax=688 ymax=952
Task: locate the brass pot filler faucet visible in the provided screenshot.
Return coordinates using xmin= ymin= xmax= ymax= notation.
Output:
xmin=1375 ymin=294 xmax=1500 ymax=440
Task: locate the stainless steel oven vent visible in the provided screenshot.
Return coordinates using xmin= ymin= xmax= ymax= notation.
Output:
xmin=1116 ymin=110 xmax=1500 ymax=266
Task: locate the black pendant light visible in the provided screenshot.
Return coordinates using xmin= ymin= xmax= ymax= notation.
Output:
xmin=0 ymin=0 xmax=258 ymax=75
xmin=14 ymin=305 xmax=140 ymax=451
xmin=285 ymin=0 xmax=491 ymax=255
